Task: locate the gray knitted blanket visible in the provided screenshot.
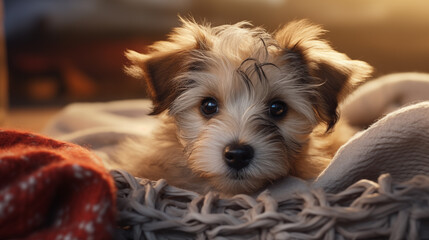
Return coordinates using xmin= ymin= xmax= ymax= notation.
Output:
xmin=112 ymin=172 xmax=429 ymax=240
xmin=43 ymin=73 xmax=429 ymax=239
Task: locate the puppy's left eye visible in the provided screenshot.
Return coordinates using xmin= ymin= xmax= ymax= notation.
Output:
xmin=268 ymin=101 xmax=288 ymax=119
xmin=201 ymin=97 xmax=218 ymax=117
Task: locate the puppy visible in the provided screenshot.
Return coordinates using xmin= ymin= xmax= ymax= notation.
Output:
xmin=118 ymin=18 xmax=373 ymax=194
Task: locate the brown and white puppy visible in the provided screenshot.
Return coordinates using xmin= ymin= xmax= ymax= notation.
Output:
xmin=119 ymin=18 xmax=372 ymax=194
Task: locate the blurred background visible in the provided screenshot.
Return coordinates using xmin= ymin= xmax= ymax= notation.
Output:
xmin=1 ymin=0 xmax=429 ymax=130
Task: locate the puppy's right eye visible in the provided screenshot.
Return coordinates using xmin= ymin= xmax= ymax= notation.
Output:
xmin=200 ymin=97 xmax=218 ymax=117
xmin=268 ymin=100 xmax=288 ymax=119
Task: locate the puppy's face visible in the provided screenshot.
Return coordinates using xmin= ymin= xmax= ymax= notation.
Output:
xmin=126 ymin=19 xmax=372 ymax=194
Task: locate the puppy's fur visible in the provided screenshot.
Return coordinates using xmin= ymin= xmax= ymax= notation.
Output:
xmin=119 ymin=18 xmax=373 ymax=194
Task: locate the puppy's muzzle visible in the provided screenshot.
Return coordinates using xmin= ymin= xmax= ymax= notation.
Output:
xmin=223 ymin=143 xmax=254 ymax=170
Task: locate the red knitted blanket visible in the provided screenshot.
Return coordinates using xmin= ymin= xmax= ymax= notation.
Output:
xmin=0 ymin=129 xmax=116 ymax=240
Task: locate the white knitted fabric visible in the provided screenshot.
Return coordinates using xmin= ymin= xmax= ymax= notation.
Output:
xmin=314 ymin=101 xmax=429 ymax=193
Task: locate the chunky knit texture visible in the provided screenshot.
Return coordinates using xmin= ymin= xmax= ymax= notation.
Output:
xmin=113 ymin=171 xmax=429 ymax=240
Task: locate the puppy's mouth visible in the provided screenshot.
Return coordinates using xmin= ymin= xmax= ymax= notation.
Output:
xmin=226 ymin=169 xmax=248 ymax=181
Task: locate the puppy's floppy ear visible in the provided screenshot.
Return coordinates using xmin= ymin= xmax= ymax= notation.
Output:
xmin=275 ymin=20 xmax=373 ymax=130
xmin=125 ymin=18 xmax=212 ymax=115
xmin=125 ymin=49 xmax=191 ymax=115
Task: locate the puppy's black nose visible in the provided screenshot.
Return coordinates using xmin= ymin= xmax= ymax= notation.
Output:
xmin=224 ymin=144 xmax=254 ymax=170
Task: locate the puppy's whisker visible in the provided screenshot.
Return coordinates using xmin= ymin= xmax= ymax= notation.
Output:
xmin=239 ymin=57 xmax=259 ymax=68
xmin=254 ymin=63 xmax=264 ymax=84
xmin=259 ymin=37 xmax=269 ymax=58
xmin=259 ymin=62 xmax=280 ymax=73
xmin=255 ymin=63 xmax=274 ymax=88
xmin=237 ymin=58 xmax=277 ymax=91
xmin=236 ymin=69 xmax=254 ymax=93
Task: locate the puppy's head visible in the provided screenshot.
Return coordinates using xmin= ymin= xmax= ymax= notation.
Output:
xmin=126 ymin=18 xmax=372 ymax=194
